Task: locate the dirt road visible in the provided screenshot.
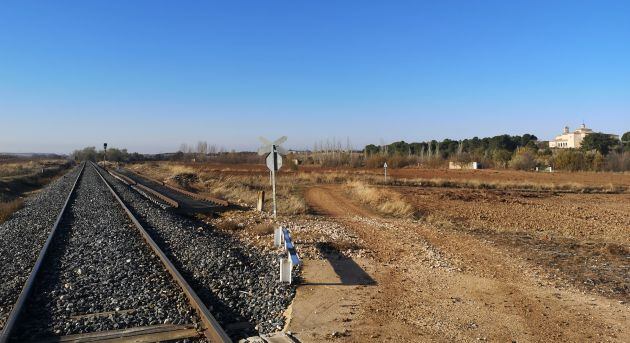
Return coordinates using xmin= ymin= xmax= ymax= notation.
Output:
xmin=291 ymin=185 xmax=629 ymax=342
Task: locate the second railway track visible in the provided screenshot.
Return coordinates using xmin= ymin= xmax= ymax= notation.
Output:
xmin=0 ymin=162 xmax=229 ymax=342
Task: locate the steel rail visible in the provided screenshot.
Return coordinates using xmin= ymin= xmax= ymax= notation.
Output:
xmin=133 ymin=182 xmax=180 ymax=208
xmin=107 ymin=169 xmax=136 ymax=186
xmin=91 ymin=162 xmax=231 ymax=343
xmin=161 ymin=182 xmax=229 ymax=207
xmin=124 ymin=168 xmax=229 ymax=207
xmin=0 ymin=162 xmax=86 ymax=343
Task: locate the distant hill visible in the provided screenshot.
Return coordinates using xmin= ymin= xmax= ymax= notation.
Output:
xmin=0 ymin=153 xmax=67 ymax=159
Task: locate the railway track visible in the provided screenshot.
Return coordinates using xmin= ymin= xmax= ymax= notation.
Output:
xmin=0 ymin=162 xmax=230 ymax=343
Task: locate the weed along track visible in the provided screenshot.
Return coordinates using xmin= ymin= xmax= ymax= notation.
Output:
xmin=0 ymin=162 xmax=229 ymax=342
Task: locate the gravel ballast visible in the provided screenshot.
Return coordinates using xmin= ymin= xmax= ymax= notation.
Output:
xmin=0 ymin=164 xmax=82 ymax=330
xmin=99 ymin=166 xmax=295 ymax=339
xmin=14 ymin=164 xmax=199 ymax=340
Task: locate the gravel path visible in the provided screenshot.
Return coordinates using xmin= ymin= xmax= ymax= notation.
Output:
xmin=13 ymin=164 xmax=199 ymax=340
xmin=0 ymin=164 xmax=82 ymax=330
xmin=99 ymin=166 xmax=295 ymax=339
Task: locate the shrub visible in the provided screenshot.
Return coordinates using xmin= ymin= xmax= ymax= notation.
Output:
xmin=365 ymin=155 xmax=387 ymax=169
xmin=389 ymin=155 xmax=410 ymax=168
xmin=605 ymin=151 xmax=630 ymax=172
xmin=589 ymin=152 xmax=606 ymax=171
xmin=552 ymin=150 xmax=587 ymax=171
xmin=492 ymin=149 xmax=512 ymax=168
xmin=509 ymin=148 xmax=537 ymax=170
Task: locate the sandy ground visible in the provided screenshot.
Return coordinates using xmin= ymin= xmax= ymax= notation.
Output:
xmin=284 ymin=185 xmax=629 ymax=342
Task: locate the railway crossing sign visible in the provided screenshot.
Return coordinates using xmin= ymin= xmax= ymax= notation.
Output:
xmin=258 ymin=136 xmax=287 ymax=219
xmin=266 ymin=151 xmax=282 ymax=171
xmin=258 ymin=136 xmax=287 ymax=156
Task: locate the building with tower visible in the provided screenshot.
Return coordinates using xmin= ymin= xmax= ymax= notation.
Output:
xmin=549 ymin=123 xmax=593 ymax=149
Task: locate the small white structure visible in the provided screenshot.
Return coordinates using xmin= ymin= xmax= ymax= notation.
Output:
xmin=449 ymin=161 xmax=480 ymax=170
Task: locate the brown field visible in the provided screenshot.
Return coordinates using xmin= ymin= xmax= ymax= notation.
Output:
xmin=136 ymin=161 xmax=630 ymax=190
xmin=382 ymin=167 xmax=630 ymax=188
xmin=128 ymin=161 xmax=629 ymax=342
xmin=0 ymin=159 xmax=71 ymax=223
xmin=0 ymin=159 xmax=66 ymax=178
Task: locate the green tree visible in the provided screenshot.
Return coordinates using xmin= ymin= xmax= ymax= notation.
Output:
xmin=71 ymin=147 xmax=98 ymax=161
xmin=388 ymin=141 xmax=410 ymax=155
xmin=520 ymin=134 xmax=538 ymax=147
xmin=492 ymin=149 xmax=512 ymax=168
xmin=364 ymin=144 xmax=380 ymax=155
xmin=622 ymin=132 xmax=630 ymax=151
xmin=581 ymin=133 xmax=619 ymax=155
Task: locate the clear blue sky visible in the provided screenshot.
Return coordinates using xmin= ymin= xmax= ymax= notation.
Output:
xmin=1 ymin=1 xmax=628 ymax=153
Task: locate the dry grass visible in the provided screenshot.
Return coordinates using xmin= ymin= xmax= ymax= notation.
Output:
xmin=0 ymin=199 xmax=24 ymax=223
xmin=379 ymin=177 xmax=628 ymax=194
xmin=0 ymin=161 xmax=40 ymax=178
xmin=216 ymin=220 xmax=242 ymax=231
xmin=167 ymin=165 xmax=196 ymax=175
xmin=0 ymin=159 xmax=68 ymax=178
xmin=128 ymin=161 xmax=626 ymax=222
xmin=252 ymin=223 xmax=275 ymax=235
xmin=129 ymin=162 xmax=309 ymax=215
xmin=345 ymin=180 xmax=416 ymax=218
xmin=280 ymin=195 xmax=309 ymax=215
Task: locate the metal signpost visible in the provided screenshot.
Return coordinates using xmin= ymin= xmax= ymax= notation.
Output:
xmin=103 ymin=143 xmax=108 ymax=164
xmin=258 ymin=136 xmax=287 ymax=219
xmin=384 ymin=162 xmax=388 ymax=182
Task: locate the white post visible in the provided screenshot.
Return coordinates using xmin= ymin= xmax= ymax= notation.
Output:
xmin=272 ymin=145 xmax=278 ymax=219
xmin=274 ymin=227 xmax=282 ymax=247
xmin=280 ymin=257 xmax=291 ymax=283
xmin=384 ymin=162 xmax=388 ymax=182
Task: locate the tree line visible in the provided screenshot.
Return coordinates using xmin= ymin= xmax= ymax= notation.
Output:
xmin=70 ymin=147 xmax=146 ymax=163
xmin=360 ymin=131 xmax=629 ymax=171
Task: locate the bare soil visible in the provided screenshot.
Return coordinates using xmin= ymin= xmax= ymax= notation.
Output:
xmin=381 ymin=168 xmax=630 ymax=188
xmin=148 ymin=161 xmax=630 ymax=189
xmin=292 ymin=185 xmax=629 ymax=342
xmin=129 ymin=161 xmax=629 ymax=341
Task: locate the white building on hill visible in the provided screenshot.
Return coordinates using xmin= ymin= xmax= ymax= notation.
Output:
xmin=549 ymin=124 xmax=594 ymax=149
